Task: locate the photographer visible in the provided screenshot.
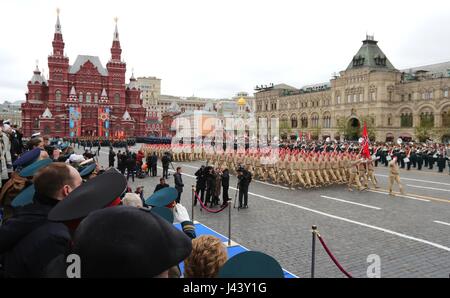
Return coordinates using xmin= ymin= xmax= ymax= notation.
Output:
xmin=162 ymin=152 xmax=171 ymax=179
xmin=237 ymin=167 xmax=252 ymax=209
xmin=221 ymin=168 xmax=230 ymax=207
xmin=194 ymin=165 xmax=207 ymax=206
xmin=205 ymin=166 xmax=216 ymax=207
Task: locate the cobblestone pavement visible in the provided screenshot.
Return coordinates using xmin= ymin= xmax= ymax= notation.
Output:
xmin=84 ymin=145 xmax=450 ymax=278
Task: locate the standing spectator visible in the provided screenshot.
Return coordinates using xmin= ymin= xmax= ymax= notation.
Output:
xmin=150 ymin=152 xmax=158 ymax=177
xmin=117 ymin=150 xmax=122 ymax=168
xmin=126 ymin=153 xmax=136 ymax=182
xmin=108 ymin=147 xmax=116 ymax=168
xmin=221 ymin=168 xmax=230 ymax=207
xmin=162 ymin=152 xmax=170 ymax=179
xmin=184 ymin=235 xmax=228 ymax=278
xmin=97 ymin=142 xmax=101 ymax=156
xmin=174 ymin=167 xmax=184 ymax=204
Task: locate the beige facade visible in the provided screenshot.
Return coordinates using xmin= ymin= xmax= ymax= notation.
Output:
xmin=254 ymin=36 xmax=450 ymax=142
xmin=137 ymin=76 xmax=161 ymax=110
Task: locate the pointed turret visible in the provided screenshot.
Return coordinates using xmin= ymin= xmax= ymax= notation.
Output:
xmin=30 ymin=62 xmax=47 ymax=85
xmin=68 ymin=85 xmax=77 ymax=101
xmin=110 ymin=17 xmax=122 ymax=62
xmin=52 ymin=8 xmax=65 ymax=57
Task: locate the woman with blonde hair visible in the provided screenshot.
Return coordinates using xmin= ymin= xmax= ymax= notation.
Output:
xmin=184 ymin=235 xmax=228 ymax=278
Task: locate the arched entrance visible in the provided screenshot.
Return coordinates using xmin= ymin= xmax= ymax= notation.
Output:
xmin=347 ymin=117 xmax=361 ymax=141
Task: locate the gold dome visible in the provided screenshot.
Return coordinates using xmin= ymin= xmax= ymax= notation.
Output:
xmin=237 ymin=97 xmax=247 ymax=106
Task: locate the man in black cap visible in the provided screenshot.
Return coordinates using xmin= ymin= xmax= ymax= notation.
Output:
xmin=0 ymin=163 xmax=82 ymax=277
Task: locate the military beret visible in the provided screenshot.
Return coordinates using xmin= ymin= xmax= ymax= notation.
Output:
xmin=19 ymin=158 xmax=53 ymax=178
xmin=13 ymin=148 xmax=42 ymax=168
xmin=145 ymin=187 xmax=178 ymax=207
xmin=11 ymin=184 xmax=35 ymax=208
xmin=48 ymin=171 xmax=127 ymax=222
xmin=79 ymin=163 xmax=97 ymax=178
xmin=59 ymin=143 xmax=69 ymax=150
xmin=218 ymin=251 xmax=284 ymax=278
xmin=150 ymin=206 xmax=174 ymax=224
xmin=72 ymin=206 xmax=192 ymax=277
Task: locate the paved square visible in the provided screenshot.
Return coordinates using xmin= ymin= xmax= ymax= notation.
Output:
xmin=88 ymin=144 xmax=450 ymax=278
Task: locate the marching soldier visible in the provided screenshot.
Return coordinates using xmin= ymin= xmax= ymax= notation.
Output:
xmin=326 ymin=155 xmax=338 ymax=184
xmin=388 ymin=156 xmax=405 ymax=196
xmin=300 ymin=155 xmax=312 ymax=188
xmin=339 ymin=154 xmax=348 ymax=183
xmin=366 ymin=158 xmax=378 ymax=189
xmin=307 ymin=156 xmax=318 ymax=188
xmin=347 ymin=156 xmax=363 ymax=192
xmin=313 ymin=155 xmax=325 ymax=186
xmin=358 ymin=159 xmax=369 ymax=189
xmin=319 ymin=155 xmax=330 ymax=185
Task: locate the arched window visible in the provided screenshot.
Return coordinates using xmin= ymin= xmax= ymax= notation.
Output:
xmin=311 ymin=114 xmax=319 ymax=128
xmin=86 ymin=92 xmax=91 ymax=103
xmin=55 ymin=119 xmax=61 ymax=131
xmin=444 ymin=88 xmax=449 ymax=98
xmin=442 ymin=108 xmax=450 ymax=128
xmin=94 ymin=93 xmax=98 ymax=102
xmin=291 ymin=115 xmax=298 ymax=128
xmin=420 ymin=111 xmax=434 ymax=128
xmin=323 ymin=114 xmax=331 ymax=128
xmin=114 ymin=93 xmax=120 ymax=104
xmin=301 ymin=114 xmax=308 ymax=128
xmin=400 ymin=112 xmax=413 ymax=128
xmin=55 ymin=90 xmax=62 ymax=102
xmin=79 ymin=92 xmax=83 ymax=102
xmin=33 ymin=118 xmax=39 ymax=128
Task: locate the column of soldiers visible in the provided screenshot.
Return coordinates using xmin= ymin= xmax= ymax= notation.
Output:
xmin=203 ymin=149 xmax=379 ymax=191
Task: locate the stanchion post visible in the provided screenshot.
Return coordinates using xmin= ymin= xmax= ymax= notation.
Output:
xmin=191 ymin=185 xmax=195 ymax=223
xmin=228 ymin=199 xmax=232 ymax=247
xmin=311 ymin=225 xmax=317 ymax=278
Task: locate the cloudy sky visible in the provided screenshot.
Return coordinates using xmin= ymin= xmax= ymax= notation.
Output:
xmin=1 ymin=0 xmax=450 ymax=102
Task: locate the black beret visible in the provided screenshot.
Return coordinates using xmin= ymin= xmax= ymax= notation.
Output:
xmin=48 ymin=171 xmax=127 ymax=222
xmin=72 ymin=206 xmax=192 ymax=278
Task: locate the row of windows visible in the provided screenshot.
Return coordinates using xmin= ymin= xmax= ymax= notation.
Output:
xmin=55 ymin=90 xmax=121 ymax=104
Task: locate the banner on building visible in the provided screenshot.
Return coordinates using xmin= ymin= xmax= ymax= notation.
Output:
xmin=98 ymin=107 xmax=110 ymax=138
xmin=69 ymin=107 xmax=82 ymax=137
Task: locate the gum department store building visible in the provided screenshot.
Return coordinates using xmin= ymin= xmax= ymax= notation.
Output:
xmin=254 ymin=36 xmax=450 ymax=142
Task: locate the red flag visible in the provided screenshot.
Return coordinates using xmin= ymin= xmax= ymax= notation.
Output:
xmin=361 ymin=122 xmax=371 ymax=159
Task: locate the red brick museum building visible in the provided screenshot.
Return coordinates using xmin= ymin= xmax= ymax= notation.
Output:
xmin=21 ymin=12 xmax=146 ymax=138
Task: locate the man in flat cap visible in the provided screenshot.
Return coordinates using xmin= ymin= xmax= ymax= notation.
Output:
xmin=0 ymin=163 xmax=82 ymax=277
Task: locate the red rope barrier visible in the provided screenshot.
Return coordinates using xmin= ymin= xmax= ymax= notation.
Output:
xmin=194 ymin=192 xmax=229 ymax=214
xmin=316 ymin=234 xmax=353 ymax=278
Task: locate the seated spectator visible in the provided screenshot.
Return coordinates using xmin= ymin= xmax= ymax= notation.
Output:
xmin=184 ymin=235 xmax=228 ymax=278
xmin=0 ymin=163 xmax=82 ymax=277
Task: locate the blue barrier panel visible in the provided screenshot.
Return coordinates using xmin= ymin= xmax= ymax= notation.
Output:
xmin=174 ymin=222 xmax=298 ymax=278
